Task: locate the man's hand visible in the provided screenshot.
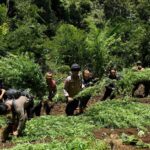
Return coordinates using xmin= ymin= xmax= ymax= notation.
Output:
xmin=13 ymin=130 xmax=18 ymax=136
xmin=67 ymin=97 xmax=73 ymax=102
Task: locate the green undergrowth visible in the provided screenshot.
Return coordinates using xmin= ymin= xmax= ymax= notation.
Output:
xmin=54 ymin=68 xmax=150 ymax=102
xmin=76 ymin=68 xmax=150 ymax=99
xmin=53 ymin=82 xmax=66 ymax=102
xmin=13 ymin=115 xmax=95 ymax=143
xmin=85 ymin=99 xmax=150 ymax=129
xmin=0 ymin=54 xmax=46 ymax=97
xmin=74 ymin=79 xmax=106 ymax=100
xmin=117 ymin=68 xmax=150 ymax=96
xmin=9 ymin=138 xmax=108 ymax=150
xmin=2 ymin=97 xmax=150 ymax=149
xmin=121 ymin=133 xmax=150 ymax=149
xmin=0 ymin=116 xmax=7 ymax=128
xmin=10 ymin=115 xmax=109 ymax=149
xmin=53 ymin=79 xmax=106 ymax=103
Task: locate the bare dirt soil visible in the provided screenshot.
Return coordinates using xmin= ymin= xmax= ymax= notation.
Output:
xmin=49 ymin=96 xmax=150 ymax=115
xmin=93 ymin=128 xmax=150 ymax=150
xmin=49 ymin=96 xmax=150 ymax=150
xmin=133 ymin=97 xmax=150 ymax=104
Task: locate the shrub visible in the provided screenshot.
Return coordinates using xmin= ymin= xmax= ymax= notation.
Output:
xmin=117 ymin=68 xmax=150 ymax=96
xmin=0 ymin=116 xmax=7 ymax=128
xmin=49 ymin=24 xmax=86 ymax=66
xmin=0 ymin=54 xmax=46 ymax=97
xmin=14 ymin=115 xmax=94 ymax=143
xmin=74 ymin=78 xmax=107 ymax=100
xmin=11 ymin=138 xmax=108 ymax=150
xmin=0 ymin=4 xmax=7 ymax=24
xmin=85 ymin=100 xmax=150 ymax=129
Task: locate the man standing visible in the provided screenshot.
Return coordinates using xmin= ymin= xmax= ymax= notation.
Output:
xmin=44 ymin=71 xmax=57 ymax=114
xmin=46 ymin=71 xmax=57 ymax=101
xmin=132 ymin=61 xmax=148 ymax=97
xmin=64 ymin=63 xmax=83 ymax=116
xmin=132 ymin=61 xmax=144 ymax=71
xmin=102 ymin=68 xmax=120 ymax=100
xmin=79 ymin=69 xmax=94 ymax=113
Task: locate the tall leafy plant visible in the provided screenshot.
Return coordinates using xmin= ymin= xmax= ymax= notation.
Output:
xmin=0 ymin=54 xmax=46 ymax=97
xmin=0 ymin=4 xmax=7 ymax=24
xmin=85 ymin=23 xmax=117 ymax=76
xmin=50 ymin=24 xmax=87 ymax=66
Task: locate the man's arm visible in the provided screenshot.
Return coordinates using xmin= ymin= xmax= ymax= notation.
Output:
xmin=53 ymin=81 xmax=57 ymax=96
xmin=12 ymin=96 xmax=28 ymax=136
xmin=64 ymin=79 xmax=69 ymax=97
xmin=0 ymin=89 xmax=6 ymax=101
xmin=13 ymin=109 xmax=27 ymax=136
xmin=64 ymin=79 xmax=73 ymax=102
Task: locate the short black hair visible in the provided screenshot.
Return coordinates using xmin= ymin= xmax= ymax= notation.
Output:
xmin=136 ymin=61 xmax=142 ymax=65
xmin=110 ymin=67 xmax=117 ymax=72
xmin=71 ymin=63 xmax=80 ymax=71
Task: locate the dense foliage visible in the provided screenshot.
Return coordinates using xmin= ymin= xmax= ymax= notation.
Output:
xmin=11 ymin=115 xmax=108 ymax=150
xmin=121 ymin=133 xmax=150 ymax=149
xmin=0 ymin=1 xmax=150 ymax=149
xmin=0 ymin=54 xmax=46 ymax=97
xmin=4 ymin=98 xmax=149 ymax=149
xmin=16 ymin=116 xmax=94 ymax=142
xmin=0 ymin=0 xmax=149 ymax=76
xmin=85 ymin=100 xmax=150 ymax=129
xmin=0 ymin=116 xmax=6 ymax=128
xmin=117 ymin=68 xmax=150 ymax=96
xmin=11 ymin=139 xmax=108 ymax=150
xmin=74 ymin=79 xmax=105 ymax=99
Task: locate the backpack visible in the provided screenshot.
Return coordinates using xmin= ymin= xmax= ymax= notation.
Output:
xmin=5 ymin=89 xmax=21 ymax=100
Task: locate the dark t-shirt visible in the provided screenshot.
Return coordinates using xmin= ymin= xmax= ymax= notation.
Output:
xmin=82 ymin=77 xmax=93 ymax=87
xmin=0 ymin=80 xmax=3 ymax=89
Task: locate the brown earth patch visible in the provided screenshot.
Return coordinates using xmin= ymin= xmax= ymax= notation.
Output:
xmin=93 ymin=128 xmax=138 ymax=139
xmin=0 ymin=141 xmax=16 ymax=149
xmin=93 ymin=128 xmax=150 ymax=150
xmin=141 ymin=134 xmax=150 ymax=144
xmin=41 ymin=96 xmax=150 ymax=116
xmin=41 ymin=95 xmax=102 ymax=116
xmin=50 ymin=102 xmax=66 ymax=115
xmin=87 ymin=95 xmax=102 ymax=105
xmin=1 ymin=95 xmax=150 ymax=149
xmin=133 ymin=97 xmax=150 ymax=104
xmin=0 ymin=128 xmax=15 ymax=149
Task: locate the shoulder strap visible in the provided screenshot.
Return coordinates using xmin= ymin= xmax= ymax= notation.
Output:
xmin=11 ymin=100 xmax=16 ymax=114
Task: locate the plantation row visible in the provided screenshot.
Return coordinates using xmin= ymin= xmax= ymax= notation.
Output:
xmin=0 ymin=98 xmax=149 ymax=149
xmin=0 ymin=67 xmax=150 ymax=149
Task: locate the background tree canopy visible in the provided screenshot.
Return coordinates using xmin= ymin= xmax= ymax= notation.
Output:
xmin=0 ymin=0 xmax=149 ymax=95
